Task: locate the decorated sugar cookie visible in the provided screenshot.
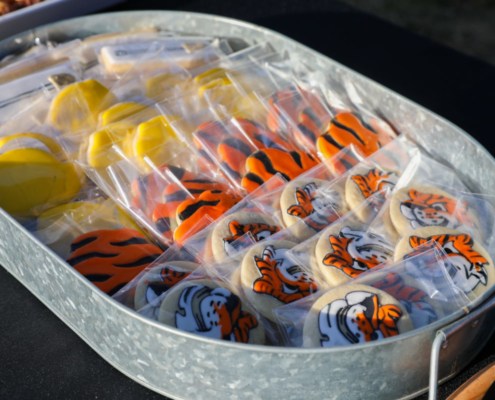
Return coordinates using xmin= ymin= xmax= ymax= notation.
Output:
xmin=173 ymin=190 xmax=242 ymax=244
xmin=345 ymin=166 xmax=399 ymax=222
xmin=242 ymin=148 xmax=320 ymax=193
xmin=315 ymin=221 xmax=394 ymax=286
xmin=241 ymin=240 xmax=318 ymax=321
xmin=67 ymin=228 xmax=163 ymax=296
xmin=158 ymin=278 xmax=265 ymax=344
xmin=303 ymin=283 xmax=413 ymax=347
xmin=134 ymin=260 xmax=199 ymax=314
xmin=49 ymin=79 xmax=117 ymax=132
xmin=395 ymin=226 xmax=495 ymax=297
xmin=279 ymin=178 xmax=347 ymax=240
xmin=0 ymin=132 xmax=82 ymax=217
xmin=210 ymin=211 xmax=282 ymax=261
xmin=316 ymin=112 xmax=396 ymax=161
xmin=390 ymin=185 xmax=480 ymax=237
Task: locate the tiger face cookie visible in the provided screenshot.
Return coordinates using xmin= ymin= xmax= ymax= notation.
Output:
xmin=279 ymin=178 xmax=347 ymax=240
xmin=241 ymin=240 xmax=318 ymax=321
xmin=303 ymin=283 xmax=413 ymax=347
xmin=315 ymin=221 xmax=395 ymax=286
xmin=210 ymin=211 xmax=282 ymax=261
xmin=395 ymin=226 xmax=495 ymax=297
xmin=158 ymin=278 xmax=265 ymax=344
xmin=345 ymin=166 xmax=399 ymax=222
xmin=390 ymin=185 xmax=480 ymax=238
xmin=134 ymin=261 xmax=199 ymax=312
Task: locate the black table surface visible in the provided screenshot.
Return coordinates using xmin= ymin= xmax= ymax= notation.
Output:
xmin=2 ymin=1 xmax=495 ymax=399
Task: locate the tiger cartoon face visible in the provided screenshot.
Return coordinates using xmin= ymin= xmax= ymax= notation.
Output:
xmin=318 ymin=291 xmax=402 ymax=346
xmin=145 ymin=266 xmax=191 ymax=305
xmin=373 ymin=272 xmax=437 ymax=327
xmin=223 ymin=220 xmax=281 ymax=255
xmin=175 ymin=284 xmax=258 ymax=343
xmin=253 ymin=245 xmax=318 ymax=303
xmin=323 ymin=226 xmax=394 ymax=278
xmin=409 ymin=234 xmax=489 ymax=292
xmin=400 ymin=190 xmax=473 ymax=230
xmin=351 ymin=168 xmax=398 ymax=200
xmin=287 ymin=183 xmax=339 ymax=231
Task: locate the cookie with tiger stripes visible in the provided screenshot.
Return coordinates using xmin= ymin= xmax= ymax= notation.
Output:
xmin=173 ymin=190 xmax=242 ymax=245
xmin=242 ymin=148 xmax=320 ymax=193
xmin=134 ymin=260 xmax=199 ymax=312
xmin=280 ymin=178 xmax=348 ymax=241
xmin=217 ymin=118 xmax=295 ymax=182
xmin=158 ymin=278 xmax=265 ymax=344
xmin=67 ymin=228 xmax=163 ymax=296
xmin=152 ymin=179 xmax=233 ymax=241
xmin=210 ymin=211 xmax=282 ymax=261
xmin=345 ymin=166 xmax=399 ymax=222
xmin=240 ymin=240 xmax=318 ymax=321
xmin=316 ymin=112 xmax=396 ymax=162
xmin=395 ymin=226 xmax=495 ymax=297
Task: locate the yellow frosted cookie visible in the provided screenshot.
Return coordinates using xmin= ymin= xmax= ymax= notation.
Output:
xmin=0 ymin=134 xmax=82 ymax=217
xmin=49 ymin=79 xmax=117 ymax=132
xmin=99 ymin=102 xmax=148 ymax=127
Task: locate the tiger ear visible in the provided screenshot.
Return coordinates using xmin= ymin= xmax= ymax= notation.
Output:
xmin=228 ymin=220 xmax=243 ymax=235
xmin=408 ymin=189 xmax=418 ymax=200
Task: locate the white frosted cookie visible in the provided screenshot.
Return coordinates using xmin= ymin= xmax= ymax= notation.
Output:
xmin=158 ymin=278 xmax=265 ymax=344
xmin=210 ymin=211 xmax=282 ymax=261
xmin=395 ymin=226 xmax=495 ymax=298
xmin=279 ymin=178 xmax=346 ymax=241
xmin=303 ymin=283 xmax=413 ymax=347
xmin=315 ymin=221 xmax=395 ymax=287
xmin=345 ymin=166 xmax=399 ymax=222
xmin=240 ymin=240 xmax=319 ymax=321
xmin=134 ymin=261 xmax=199 ymax=311
xmin=390 ymin=185 xmax=481 ymax=238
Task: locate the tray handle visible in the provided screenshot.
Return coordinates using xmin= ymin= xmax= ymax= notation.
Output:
xmin=428 ymin=295 xmax=495 ymax=400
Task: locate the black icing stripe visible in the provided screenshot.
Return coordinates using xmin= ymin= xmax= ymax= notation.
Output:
xmin=250 ymin=151 xmax=291 ymax=181
xmin=320 ymin=132 xmax=344 ymax=150
xmin=301 ymin=106 xmax=323 ymax=130
xmin=70 ymin=236 xmax=98 ymax=252
xmin=110 ymin=237 xmax=150 ymax=247
xmin=155 ymin=218 xmax=171 ymax=234
xmin=289 ymin=151 xmax=303 ymax=169
xmin=243 ymin=172 xmax=265 ymax=187
xmin=332 ymin=119 xmax=366 ymax=145
xmin=352 ymin=112 xmax=377 ymax=134
xmin=107 ymin=282 xmax=128 ymax=297
xmin=296 ymin=122 xmax=317 ymax=144
xmin=220 ymin=136 xmax=253 ymax=158
xmin=166 ymin=165 xmax=187 ymax=181
xmin=178 ymin=199 xmax=221 ymax=222
xmin=85 ymin=274 xmax=113 ymax=282
xmin=221 ymin=161 xmax=242 ymax=180
xmin=67 ymin=251 xmax=119 ymax=266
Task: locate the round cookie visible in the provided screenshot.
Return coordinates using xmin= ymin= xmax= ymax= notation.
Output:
xmin=280 ymin=178 xmax=348 ymax=240
xmin=158 ymin=278 xmax=265 ymax=344
xmin=303 ymin=283 xmax=413 ymax=348
xmin=134 ymin=261 xmax=199 ymax=311
xmin=240 ymin=240 xmax=318 ymax=322
xmin=395 ymin=226 xmax=495 ymax=298
xmin=210 ymin=211 xmax=282 ymax=261
xmin=345 ymin=166 xmax=399 ymax=222
xmin=315 ymin=220 xmax=395 ymax=287
xmin=368 ymin=269 xmax=445 ymax=329
xmin=390 ymin=185 xmax=481 ymax=238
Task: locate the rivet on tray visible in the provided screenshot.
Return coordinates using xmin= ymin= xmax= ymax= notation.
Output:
xmin=472 ymin=320 xmax=480 ymax=328
xmin=442 ymin=340 xmax=449 ymax=349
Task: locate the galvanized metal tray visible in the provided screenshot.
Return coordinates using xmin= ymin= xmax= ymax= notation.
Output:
xmin=1 ymin=11 xmax=495 ymax=400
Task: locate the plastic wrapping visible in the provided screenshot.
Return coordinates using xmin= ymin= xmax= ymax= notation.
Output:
xmin=274 ymin=246 xmax=473 ymax=347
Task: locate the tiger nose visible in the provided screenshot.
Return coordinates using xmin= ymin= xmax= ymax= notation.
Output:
xmin=370 ymin=332 xmax=378 ymax=341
